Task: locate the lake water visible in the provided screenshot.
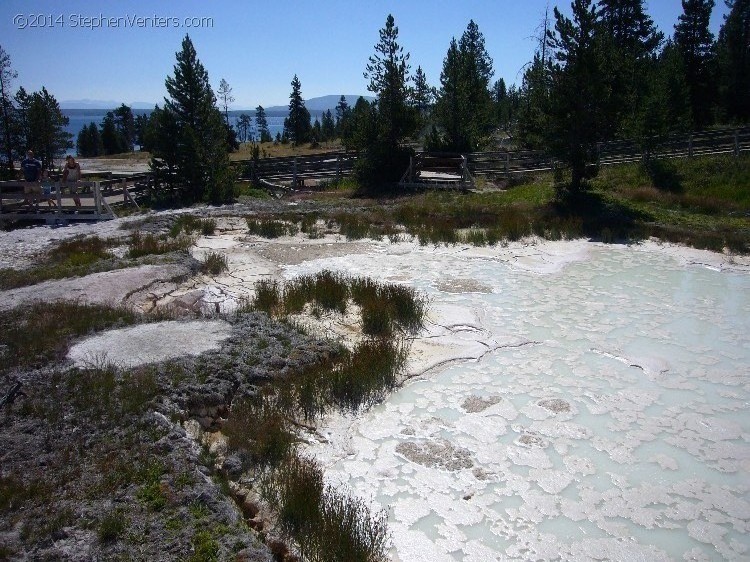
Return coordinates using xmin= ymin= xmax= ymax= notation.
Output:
xmin=286 ymin=241 xmax=750 ymax=561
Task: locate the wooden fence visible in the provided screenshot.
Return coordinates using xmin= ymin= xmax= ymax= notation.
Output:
xmin=3 ymin=127 xmax=744 ymax=222
xmin=235 ymin=152 xmax=356 ymax=190
xmin=0 ymin=172 xmax=152 ymax=225
xmin=232 ymin=127 xmax=749 ymax=189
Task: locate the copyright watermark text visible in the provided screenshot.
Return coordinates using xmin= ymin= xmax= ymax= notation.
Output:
xmin=13 ymin=13 xmax=214 ymax=30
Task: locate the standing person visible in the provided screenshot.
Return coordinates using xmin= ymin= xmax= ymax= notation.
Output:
xmin=21 ymin=150 xmax=42 ymax=182
xmin=62 ymin=155 xmax=82 ymax=207
xmin=21 ymin=150 xmax=43 ymax=209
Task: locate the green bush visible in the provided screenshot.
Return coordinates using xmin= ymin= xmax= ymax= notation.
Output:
xmin=200 ymin=252 xmax=229 ymax=275
xmin=98 ymin=509 xmax=127 ymax=542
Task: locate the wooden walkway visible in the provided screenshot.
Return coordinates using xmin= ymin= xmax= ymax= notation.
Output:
xmin=232 ymin=126 xmax=750 ymax=190
xmin=0 ymin=174 xmax=151 ymax=226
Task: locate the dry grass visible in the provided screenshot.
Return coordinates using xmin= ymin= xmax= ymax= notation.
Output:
xmin=230 ymin=140 xmax=345 ymax=161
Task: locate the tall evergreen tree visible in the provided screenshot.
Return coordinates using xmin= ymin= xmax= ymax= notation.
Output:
xmin=235 ymin=113 xmax=251 ymax=143
xmin=517 ymin=8 xmax=554 ymax=148
xmin=435 ymin=38 xmax=464 ymax=150
xmin=631 ymin=39 xmax=692 ymax=148
xmin=150 ymin=35 xmax=233 ymax=204
xmin=0 ymin=46 xmax=17 ymax=171
xmin=410 ymin=65 xmax=434 ymax=115
xmin=335 ymin=95 xmax=351 ymax=140
xmin=598 ymin=0 xmax=663 ymax=136
xmin=435 ymin=20 xmax=495 ymax=151
xmin=546 ymin=0 xmax=610 ymax=192
xmin=716 ymin=0 xmax=750 ymax=123
xmin=255 ymin=105 xmax=272 ymax=143
xmin=516 ymin=53 xmax=553 ymax=149
xmin=347 ymin=97 xmax=378 ymax=151
xmin=113 ymin=104 xmax=136 ymax=151
xmin=134 ymin=113 xmax=150 ymax=150
xmin=100 ymin=111 xmax=125 ymax=155
xmin=674 ymin=0 xmax=717 ymax=128
xmin=364 ymin=14 xmax=415 ymax=147
xmin=321 ymin=109 xmax=336 ymax=142
xmin=284 ymin=75 xmax=311 ymax=144
xmin=359 ymin=14 xmax=416 ymax=188
xmin=217 ymin=78 xmax=234 ymax=126
xmin=77 ymin=122 xmax=103 ymax=157
xmin=23 ymin=87 xmax=72 ymax=169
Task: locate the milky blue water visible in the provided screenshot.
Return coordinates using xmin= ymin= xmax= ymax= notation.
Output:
xmin=292 ymin=241 xmax=750 ymax=562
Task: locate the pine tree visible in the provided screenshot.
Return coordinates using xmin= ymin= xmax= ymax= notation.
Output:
xmin=77 ymin=122 xmax=103 ymax=157
xmin=674 ymin=0 xmax=717 ymax=128
xmin=517 ymin=8 xmax=554 ymax=149
xmin=546 ymin=0 xmax=610 ymax=192
xmin=235 ymin=114 xmax=250 ymax=143
xmin=598 ymin=0 xmax=663 ymax=136
xmin=255 ymin=105 xmax=271 ymax=143
xmin=335 ymin=95 xmax=351 ymax=140
xmin=435 ymin=20 xmax=495 ymax=151
xmin=151 ymin=34 xmax=233 ymax=204
xmin=284 ymin=75 xmax=311 ymax=145
xmin=134 ymin=113 xmax=150 ymax=150
xmin=113 ymin=104 xmax=135 ymax=151
xmin=633 ymin=40 xmax=692 ymax=149
xmin=24 ymin=87 xmax=72 ymax=169
xmin=359 ymin=14 xmax=416 ymax=188
xmin=348 ymin=97 xmax=378 ymax=152
xmin=217 ymin=78 xmax=234 ymax=126
xmin=0 ymin=45 xmax=17 ymax=172
xmin=716 ymin=0 xmax=750 ymax=123
xmin=364 ymin=14 xmax=415 ymax=147
xmin=516 ymin=53 xmax=553 ymax=149
xmin=311 ymin=118 xmax=322 ymax=146
xmin=436 ymin=39 xmax=464 ymax=151
xmin=410 ymin=65 xmax=433 ymax=114
xmin=101 ymin=111 xmax=125 ymax=155
xmin=321 ymin=109 xmax=336 ymax=142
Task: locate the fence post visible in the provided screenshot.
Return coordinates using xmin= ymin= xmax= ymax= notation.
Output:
xmin=94 ymin=181 xmax=102 ymax=218
xmin=505 ymin=152 xmax=510 ymax=178
xmin=596 ymin=142 xmax=602 ymax=165
xmin=122 ymin=178 xmax=127 ymax=204
xmin=293 ymin=157 xmax=298 ymax=189
xmin=336 ymin=155 xmax=341 ymax=182
xmin=688 ymin=133 xmax=693 ymax=158
xmin=408 ymin=156 xmax=414 ymax=183
xmin=56 ymin=180 xmax=62 ymax=212
xmin=735 ymin=129 xmax=740 ymax=157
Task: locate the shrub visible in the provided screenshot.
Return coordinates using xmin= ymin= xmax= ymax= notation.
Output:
xmin=246 ymin=218 xmax=297 ymax=238
xmin=224 ymin=395 xmax=295 ymax=468
xmin=252 ymin=279 xmax=281 ymax=315
xmin=128 ymin=231 xmax=191 ymax=258
xmin=98 ymin=509 xmax=127 ymax=542
xmin=200 ymin=252 xmax=229 ymax=275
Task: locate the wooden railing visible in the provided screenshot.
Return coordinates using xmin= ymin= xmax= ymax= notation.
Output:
xmin=0 ymin=173 xmax=153 ymax=224
xmin=234 ymin=152 xmax=356 ymax=189
xmin=230 ymin=127 xmax=749 ymax=190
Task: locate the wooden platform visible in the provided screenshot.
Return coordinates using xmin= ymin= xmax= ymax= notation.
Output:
xmin=0 ymin=181 xmax=116 ymax=226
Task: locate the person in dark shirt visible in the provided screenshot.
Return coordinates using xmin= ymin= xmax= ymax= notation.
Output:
xmin=21 ymin=150 xmax=42 ymax=182
xmin=21 ymin=150 xmax=43 ymax=209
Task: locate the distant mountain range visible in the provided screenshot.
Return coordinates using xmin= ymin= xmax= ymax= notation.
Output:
xmin=60 ymin=95 xmax=374 ymax=113
xmin=263 ymin=94 xmax=374 ymax=113
xmin=59 ymin=99 xmax=155 ymax=110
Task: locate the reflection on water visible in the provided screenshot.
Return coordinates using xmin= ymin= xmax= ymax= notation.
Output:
xmin=290 ymin=242 xmax=750 ymax=562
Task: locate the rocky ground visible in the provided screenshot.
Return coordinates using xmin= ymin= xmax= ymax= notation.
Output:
xmin=0 ymin=205 xmax=351 ymax=561
xmin=5 ymin=199 xmax=743 ymax=561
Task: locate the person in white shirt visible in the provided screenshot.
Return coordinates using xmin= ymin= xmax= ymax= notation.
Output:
xmin=61 ymin=155 xmax=82 ymax=207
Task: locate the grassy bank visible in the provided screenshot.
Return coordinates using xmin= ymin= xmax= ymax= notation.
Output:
xmin=241 ymin=153 xmax=749 ymax=253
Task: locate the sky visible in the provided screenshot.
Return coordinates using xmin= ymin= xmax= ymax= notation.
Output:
xmin=0 ymin=0 xmax=732 ymax=109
